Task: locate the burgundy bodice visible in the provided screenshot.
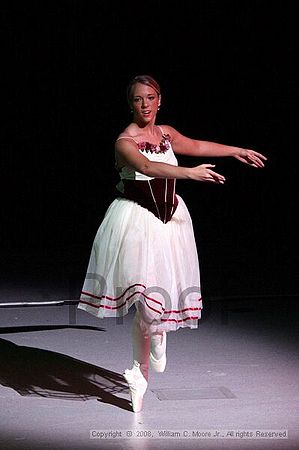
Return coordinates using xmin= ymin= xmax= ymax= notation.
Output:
xmin=116 ymin=178 xmax=179 ymax=224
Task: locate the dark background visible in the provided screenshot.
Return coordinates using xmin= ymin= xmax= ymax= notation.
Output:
xmin=2 ymin=1 xmax=299 ymax=300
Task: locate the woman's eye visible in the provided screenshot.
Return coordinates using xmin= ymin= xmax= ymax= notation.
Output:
xmin=133 ymin=96 xmax=155 ymax=103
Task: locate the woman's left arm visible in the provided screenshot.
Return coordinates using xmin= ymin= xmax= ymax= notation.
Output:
xmin=165 ymin=125 xmax=267 ymax=169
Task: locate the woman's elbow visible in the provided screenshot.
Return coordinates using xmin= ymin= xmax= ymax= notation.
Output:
xmin=139 ymin=161 xmax=153 ymax=177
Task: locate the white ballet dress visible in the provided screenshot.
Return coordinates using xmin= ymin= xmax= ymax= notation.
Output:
xmin=77 ymin=128 xmax=203 ymax=333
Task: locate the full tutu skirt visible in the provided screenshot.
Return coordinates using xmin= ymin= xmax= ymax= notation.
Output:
xmin=78 ymin=196 xmax=202 ymax=333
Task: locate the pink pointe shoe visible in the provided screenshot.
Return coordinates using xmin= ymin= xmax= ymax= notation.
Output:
xmin=123 ymin=361 xmax=148 ymax=413
xmin=150 ymin=331 xmax=167 ymax=373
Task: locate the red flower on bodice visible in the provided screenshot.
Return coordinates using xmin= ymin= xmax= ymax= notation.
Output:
xmin=138 ymin=134 xmax=171 ymax=154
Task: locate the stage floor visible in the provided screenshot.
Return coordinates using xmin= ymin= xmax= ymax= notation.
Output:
xmin=0 ymin=286 xmax=298 ymax=450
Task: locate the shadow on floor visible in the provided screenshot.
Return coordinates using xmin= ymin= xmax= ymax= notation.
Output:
xmin=0 ymin=325 xmax=105 ymax=334
xmin=0 ymin=337 xmax=131 ymax=411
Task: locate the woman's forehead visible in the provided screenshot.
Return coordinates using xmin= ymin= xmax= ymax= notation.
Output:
xmin=131 ymin=83 xmax=158 ymax=96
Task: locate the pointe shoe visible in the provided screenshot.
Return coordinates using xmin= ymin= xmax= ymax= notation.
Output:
xmin=150 ymin=331 xmax=167 ymax=373
xmin=123 ymin=361 xmax=148 ymax=413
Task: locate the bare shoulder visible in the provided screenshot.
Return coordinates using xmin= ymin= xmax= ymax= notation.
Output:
xmin=115 ymin=128 xmax=140 ymax=159
xmin=116 ymin=124 xmax=133 ymax=140
xmin=115 ymin=126 xmax=136 ymax=147
xmin=116 ymin=124 xmax=139 ymax=142
xmin=158 ymin=124 xmax=180 ymax=140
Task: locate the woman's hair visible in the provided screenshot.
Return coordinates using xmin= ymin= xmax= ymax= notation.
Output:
xmin=126 ymin=74 xmax=161 ymax=106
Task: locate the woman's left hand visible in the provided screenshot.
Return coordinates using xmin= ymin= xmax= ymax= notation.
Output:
xmin=234 ymin=149 xmax=267 ymax=168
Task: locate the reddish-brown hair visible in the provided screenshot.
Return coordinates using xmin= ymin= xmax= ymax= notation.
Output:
xmin=126 ymin=74 xmax=161 ymax=106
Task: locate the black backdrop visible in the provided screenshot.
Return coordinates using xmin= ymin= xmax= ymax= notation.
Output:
xmin=3 ymin=1 xmax=299 ymax=299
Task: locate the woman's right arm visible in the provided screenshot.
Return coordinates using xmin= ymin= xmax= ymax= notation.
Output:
xmin=115 ymin=138 xmax=226 ymax=184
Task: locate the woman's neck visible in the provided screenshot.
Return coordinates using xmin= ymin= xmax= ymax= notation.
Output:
xmin=131 ymin=122 xmax=160 ymax=138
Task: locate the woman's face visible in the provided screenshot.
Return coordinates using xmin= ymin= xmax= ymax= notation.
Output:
xmin=130 ymin=82 xmax=160 ymax=124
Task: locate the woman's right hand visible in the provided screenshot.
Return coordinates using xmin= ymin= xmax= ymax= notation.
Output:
xmin=189 ymin=164 xmax=226 ymax=184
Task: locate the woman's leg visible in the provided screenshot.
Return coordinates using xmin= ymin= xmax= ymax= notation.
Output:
xmin=131 ymin=309 xmax=151 ymax=381
xmin=133 ymin=304 xmax=167 ymax=374
xmin=123 ymin=308 xmax=150 ymax=412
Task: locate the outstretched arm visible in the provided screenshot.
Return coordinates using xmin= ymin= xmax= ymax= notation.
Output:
xmin=115 ymin=138 xmax=226 ymax=184
xmin=163 ymin=125 xmax=267 ymax=169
